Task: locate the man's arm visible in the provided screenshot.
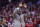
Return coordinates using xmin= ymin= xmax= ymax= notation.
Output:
xmin=12 ymin=9 xmax=18 ymax=19
xmin=26 ymin=9 xmax=30 ymax=18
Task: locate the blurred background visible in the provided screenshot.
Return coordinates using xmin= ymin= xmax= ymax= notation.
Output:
xmin=0 ymin=0 xmax=40 ymax=27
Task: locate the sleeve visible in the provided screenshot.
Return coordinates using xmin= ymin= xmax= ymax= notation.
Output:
xmin=12 ymin=9 xmax=17 ymax=19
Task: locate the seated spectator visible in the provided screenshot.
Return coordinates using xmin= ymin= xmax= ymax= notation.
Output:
xmin=0 ymin=21 xmax=2 ymax=27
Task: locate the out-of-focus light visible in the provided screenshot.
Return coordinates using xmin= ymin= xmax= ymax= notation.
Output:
xmin=23 ymin=3 xmax=27 ymax=8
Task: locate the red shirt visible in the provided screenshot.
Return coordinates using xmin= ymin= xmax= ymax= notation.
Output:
xmin=25 ymin=23 xmax=33 ymax=27
xmin=33 ymin=21 xmax=37 ymax=27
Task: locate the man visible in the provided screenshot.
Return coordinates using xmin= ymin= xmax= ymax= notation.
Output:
xmin=12 ymin=3 xmax=30 ymax=27
xmin=12 ymin=6 xmax=25 ymax=27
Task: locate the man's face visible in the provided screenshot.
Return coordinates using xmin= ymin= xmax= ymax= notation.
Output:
xmin=17 ymin=10 xmax=21 ymax=15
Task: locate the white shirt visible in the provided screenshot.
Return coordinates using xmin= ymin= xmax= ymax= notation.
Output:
xmin=13 ymin=7 xmax=25 ymax=27
xmin=8 ymin=22 xmax=13 ymax=27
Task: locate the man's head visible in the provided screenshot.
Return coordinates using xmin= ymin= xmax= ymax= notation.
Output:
xmin=16 ymin=7 xmax=21 ymax=15
xmin=17 ymin=9 xmax=21 ymax=15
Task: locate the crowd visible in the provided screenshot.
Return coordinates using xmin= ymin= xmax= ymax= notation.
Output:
xmin=0 ymin=0 xmax=40 ymax=27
